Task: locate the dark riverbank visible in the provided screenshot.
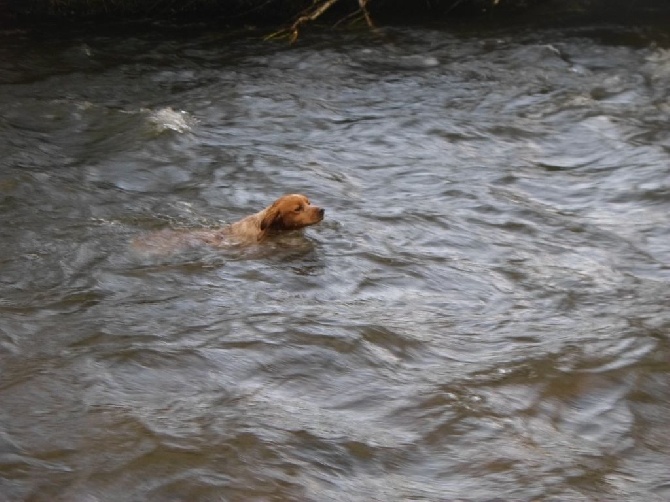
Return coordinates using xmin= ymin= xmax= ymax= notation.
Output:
xmin=3 ymin=0 xmax=670 ymax=25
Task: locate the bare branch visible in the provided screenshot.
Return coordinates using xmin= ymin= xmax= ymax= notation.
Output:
xmin=266 ymin=0 xmax=377 ymax=43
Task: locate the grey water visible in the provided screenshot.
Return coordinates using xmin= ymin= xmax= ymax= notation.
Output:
xmin=1 ymin=20 xmax=669 ymax=501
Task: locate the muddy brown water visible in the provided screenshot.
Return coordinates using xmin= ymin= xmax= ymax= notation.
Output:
xmin=0 ymin=20 xmax=669 ymax=501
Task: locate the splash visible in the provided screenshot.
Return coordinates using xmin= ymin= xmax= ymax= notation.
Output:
xmin=146 ymin=107 xmax=196 ymax=134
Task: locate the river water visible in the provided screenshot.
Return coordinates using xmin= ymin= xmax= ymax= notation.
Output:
xmin=0 ymin=19 xmax=669 ymax=502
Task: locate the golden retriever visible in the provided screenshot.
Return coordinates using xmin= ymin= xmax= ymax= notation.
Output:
xmin=133 ymin=194 xmax=324 ymax=253
xmin=214 ymin=193 xmax=324 ymax=242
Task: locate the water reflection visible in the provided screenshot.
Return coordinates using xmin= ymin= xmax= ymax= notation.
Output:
xmin=0 ymin=21 xmax=669 ymax=501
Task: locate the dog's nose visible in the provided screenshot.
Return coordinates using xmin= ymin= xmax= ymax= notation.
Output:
xmin=318 ymin=208 xmax=325 ymax=217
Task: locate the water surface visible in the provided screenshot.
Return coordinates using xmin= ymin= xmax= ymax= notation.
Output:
xmin=0 ymin=20 xmax=669 ymax=501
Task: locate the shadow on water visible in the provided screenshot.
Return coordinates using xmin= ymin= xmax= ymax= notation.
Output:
xmin=0 ymin=18 xmax=669 ymax=502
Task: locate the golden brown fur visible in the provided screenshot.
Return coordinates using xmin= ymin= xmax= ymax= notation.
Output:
xmin=133 ymin=194 xmax=324 ymax=254
xmin=219 ymin=193 xmax=324 ymax=242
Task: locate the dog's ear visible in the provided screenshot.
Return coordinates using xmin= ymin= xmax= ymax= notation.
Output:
xmin=259 ymin=204 xmax=283 ymax=240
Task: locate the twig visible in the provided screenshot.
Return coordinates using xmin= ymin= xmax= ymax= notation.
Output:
xmin=358 ymin=0 xmax=375 ymax=28
xmin=445 ymin=0 xmax=466 ymax=15
xmin=266 ymin=0 xmax=340 ymax=42
xmin=266 ymin=0 xmax=377 ymax=43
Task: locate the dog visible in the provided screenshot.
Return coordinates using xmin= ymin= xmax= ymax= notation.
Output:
xmin=210 ymin=193 xmax=324 ymax=243
xmin=133 ymin=194 xmax=325 ymax=253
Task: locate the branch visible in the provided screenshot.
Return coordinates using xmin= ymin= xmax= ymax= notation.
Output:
xmin=266 ymin=0 xmax=340 ymax=42
xmin=266 ymin=0 xmax=376 ymax=43
xmin=359 ymin=0 xmax=375 ymax=29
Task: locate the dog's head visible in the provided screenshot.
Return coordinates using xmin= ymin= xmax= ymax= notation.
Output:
xmin=259 ymin=194 xmax=325 ymax=240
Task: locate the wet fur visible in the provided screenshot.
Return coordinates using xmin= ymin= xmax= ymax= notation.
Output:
xmin=133 ymin=194 xmax=324 ymax=253
xmin=227 ymin=194 xmax=325 ymax=242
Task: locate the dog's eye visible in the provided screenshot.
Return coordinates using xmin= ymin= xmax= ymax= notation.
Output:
xmin=294 ymin=205 xmax=302 ymax=212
